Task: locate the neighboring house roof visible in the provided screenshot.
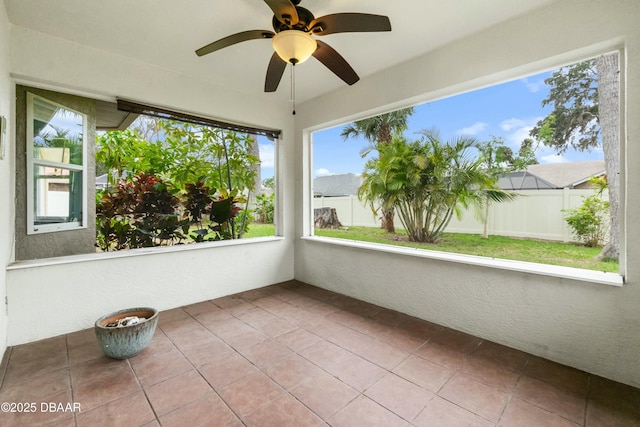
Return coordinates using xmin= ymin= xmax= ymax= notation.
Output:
xmin=497 ymin=172 xmax=556 ymax=190
xmin=314 ymin=173 xmax=362 ymax=197
xmin=499 ymin=160 xmax=605 ymax=190
xmin=96 ymin=173 xmax=109 ymax=189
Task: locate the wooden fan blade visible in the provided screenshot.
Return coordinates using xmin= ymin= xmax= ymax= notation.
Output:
xmin=196 ymin=30 xmax=274 ymax=57
xmin=265 ymin=52 xmax=288 ymax=92
xmin=310 ymin=13 xmax=391 ymax=35
xmin=263 ymin=0 xmax=299 ymax=26
xmin=312 ymin=40 xmax=359 ymax=85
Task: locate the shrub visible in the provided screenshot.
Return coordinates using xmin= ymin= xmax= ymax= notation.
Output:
xmin=564 ymin=194 xmax=609 ymax=247
xmin=254 ymin=193 xmax=275 ymax=223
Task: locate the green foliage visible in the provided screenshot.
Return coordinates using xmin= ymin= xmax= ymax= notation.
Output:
xmin=564 ymin=192 xmax=610 ymax=248
xmin=341 ymin=107 xmax=415 ymax=155
xmin=96 ymin=129 xmax=164 ymax=187
xmin=96 ymin=173 xmax=187 ymax=250
xmin=157 ymin=121 xmax=259 ymax=192
xmin=96 ymin=119 xmax=259 ymax=193
xmin=254 ymin=193 xmax=275 ymax=223
xmin=529 ymin=59 xmax=599 ymax=152
xmin=262 ymin=177 xmax=275 ymax=190
xmin=359 ymin=131 xmax=515 ymax=243
xmin=341 ymin=107 xmax=415 ymax=233
xmin=96 ymin=117 xmax=261 ymax=248
xmin=96 ymin=174 xmax=250 ymax=250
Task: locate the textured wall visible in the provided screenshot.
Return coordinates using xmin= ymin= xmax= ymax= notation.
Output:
xmin=15 ymin=85 xmax=96 ymax=260
xmin=0 ymin=0 xmax=13 ymax=364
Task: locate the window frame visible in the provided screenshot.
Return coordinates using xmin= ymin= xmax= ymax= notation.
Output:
xmin=26 ymin=92 xmax=88 ymax=234
xmin=306 ymin=51 xmax=625 ymax=285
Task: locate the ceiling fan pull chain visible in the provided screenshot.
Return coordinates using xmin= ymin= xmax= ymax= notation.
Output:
xmin=291 ymin=62 xmax=296 ymax=115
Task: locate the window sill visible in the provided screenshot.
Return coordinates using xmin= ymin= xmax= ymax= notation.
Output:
xmin=7 ymin=236 xmax=285 ymax=270
xmin=301 ymin=236 xmax=624 ymax=287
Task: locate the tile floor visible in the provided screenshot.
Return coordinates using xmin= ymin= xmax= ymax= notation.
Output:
xmin=0 ymin=281 xmax=638 ymax=427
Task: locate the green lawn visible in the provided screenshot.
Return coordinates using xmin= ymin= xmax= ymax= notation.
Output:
xmin=241 ymin=223 xmax=618 ymax=273
xmin=314 ymin=226 xmax=619 ymax=273
xmin=242 ymin=223 xmax=278 ymax=238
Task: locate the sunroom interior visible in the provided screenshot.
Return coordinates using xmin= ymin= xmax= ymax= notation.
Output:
xmin=0 ymin=0 xmax=639 ymax=424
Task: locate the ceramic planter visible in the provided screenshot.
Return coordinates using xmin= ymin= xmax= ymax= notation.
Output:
xmin=94 ymin=307 xmax=159 ymax=359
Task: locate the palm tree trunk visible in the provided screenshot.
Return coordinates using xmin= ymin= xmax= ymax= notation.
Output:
xmin=482 ymin=203 xmax=490 ymax=239
xmin=381 ymin=207 xmax=395 ymax=233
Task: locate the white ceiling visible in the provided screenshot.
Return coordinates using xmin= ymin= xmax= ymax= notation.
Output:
xmin=5 ymin=0 xmax=558 ymax=104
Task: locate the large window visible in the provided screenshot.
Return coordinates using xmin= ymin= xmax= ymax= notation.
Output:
xmin=95 ymin=103 xmax=278 ymax=252
xmin=26 ymin=93 xmax=87 ymax=234
xmin=312 ymin=53 xmax=621 ymax=277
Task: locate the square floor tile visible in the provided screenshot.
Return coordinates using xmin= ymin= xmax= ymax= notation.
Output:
xmin=414 ymin=341 xmax=466 ymax=370
xmin=523 ymin=357 xmax=589 ymax=395
xmin=365 ymin=372 xmax=433 ymax=421
xmin=354 ymin=338 xmax=410 ymax=370
xmin=72 ymin=362 xmax=141 ymax=412
xmin=514 ymin=375 xmax=586 ymax=424
xmin=198 ymin=352 xmax=261 ymax=389
xmin=330 ymin=352 xmax=387 ymax=392
xmin=275 ymin=327 xmax=322 ymax=352
xmin=239 ymin=338 xmax=293 ymax=368
xmin=461 ymin=355 xmax=521 ymax=392
xmin=145 ymin=369 xmax=212 ymax=416
xmin=393 ymin=355 xmax=454 ymax=392
xmin=430 ymin=328 xmax=482 ymax=354
xmin=76 ymin=390 xmax=156 ymax=427
xmin=158 ymin=393 xmax=243 ymax=427
xmin=130 ymin=349 xmax=193 ymax=387
xmin=262 ymin=353 xmax=326 ymax=390
xmin=414 ymin=396 xmax=494 ymax=427
xmin=471 ymin=340 xmax=529 ymax=372
xmin=243 ymin=394 xmax=325 ymax=427
xmin=438 ymin=373 xmax=509 ymax=422
xmin=290 ymin=371 xmax=359 ymax=419
xmin=329 ymin=395 xmax=409 ymax=427
xmin=499 ymin=397 xmax=580 ymax=427
xmin=217 ymin=370 xmax=285 ymax=417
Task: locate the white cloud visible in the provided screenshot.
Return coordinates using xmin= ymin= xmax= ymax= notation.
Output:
xmin=315 ymin=168 xmax=333 ymax=177
xmin=520 ymin=77 xmax=546 ymax=93
xmin=500 ymin=118 xmax=529 ymax=132
xmin=540 ymin=154 xmax=568 ymax=164
xmin=259 ymin=144 xmax=274 ymax=168
xmin=456 ymin=121 xmax=487 ymax=135
xmin=499 ymin=117 xmax=541 ymax=148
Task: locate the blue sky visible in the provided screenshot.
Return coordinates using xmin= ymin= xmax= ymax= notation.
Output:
xmin=311 ymin=68 xmax=604 ymax=178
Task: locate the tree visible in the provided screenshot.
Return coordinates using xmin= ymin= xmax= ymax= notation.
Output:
xmin=340 ymin=107 xmax=414 ymax=232
xmin=528 ymin=53 xmax=619 ymax=259
xmin=96 ymin=119 xmax=260 ymax=247
xmin=359 ymin=130 xmax=514 ymax=243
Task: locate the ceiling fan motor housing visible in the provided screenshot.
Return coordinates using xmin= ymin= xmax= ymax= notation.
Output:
xmin=272 ymin=6 xmax=315 ymax=32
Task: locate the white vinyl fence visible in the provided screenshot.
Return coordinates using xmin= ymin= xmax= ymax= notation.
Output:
xmin=314 ymin=189 xmax=609 ymax=243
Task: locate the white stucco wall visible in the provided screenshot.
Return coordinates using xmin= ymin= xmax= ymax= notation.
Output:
xmin=7 ymin=239 xmax=291 ymax=344
xmin=0 ymin=0 xmax=13 ymax=363
xmin=4 ymin=21 xmax=296 ymax=345
xmin=295 ymin=0 xmax=640 ymax=387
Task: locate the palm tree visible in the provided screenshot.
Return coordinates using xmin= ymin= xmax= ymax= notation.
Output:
xmin=360 ymin=130 xmax=515 ymax=243
xmin=341 ymin=107 xmax=414 ymax=232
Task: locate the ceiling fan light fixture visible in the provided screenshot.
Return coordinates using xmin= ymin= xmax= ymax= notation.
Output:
xmin=272 ymin=30 xmax=317 ymax=64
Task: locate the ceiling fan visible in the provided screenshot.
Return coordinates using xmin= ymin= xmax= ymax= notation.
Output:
xmin=195 ymin=0 xmax=391 ymax=92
